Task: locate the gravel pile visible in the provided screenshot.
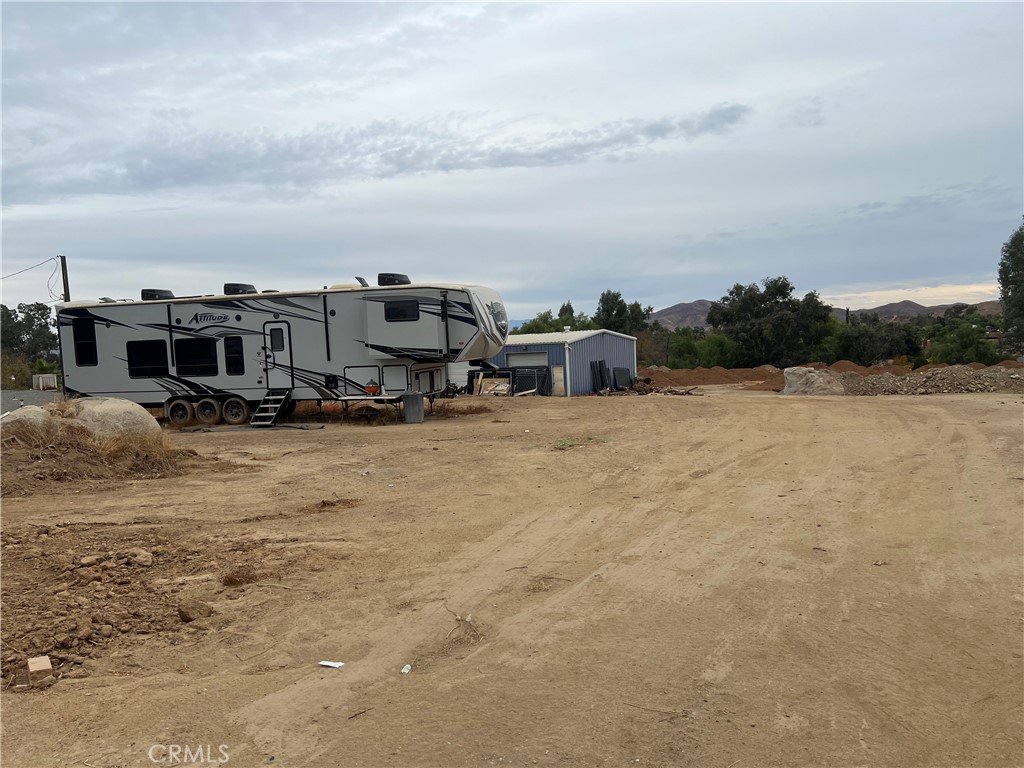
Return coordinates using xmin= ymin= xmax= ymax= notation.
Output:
xmin=839 ymin=365 xmax=1024 ymax=396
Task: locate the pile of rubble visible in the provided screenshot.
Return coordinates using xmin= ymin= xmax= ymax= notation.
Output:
xmin=783 ymin=364 xmax=1024 ymax=396
xmin=839 ymin=364 xmax=1024 ymax=396
xmin=624 ymin=378 xmax=703 ymax=396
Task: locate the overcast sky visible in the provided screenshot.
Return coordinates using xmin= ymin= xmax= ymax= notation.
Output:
xmin=3 ymin=2 xmax=1021 ymax=319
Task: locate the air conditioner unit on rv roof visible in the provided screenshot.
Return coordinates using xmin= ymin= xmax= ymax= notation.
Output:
xmin=141 ymin=289 xmax=175 ymax=301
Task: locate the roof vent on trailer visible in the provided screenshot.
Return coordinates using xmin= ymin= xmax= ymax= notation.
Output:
xmin=377 ymin=273 xmax=411 ymax=286
xmin=141 ymin=289 xmax=175 ymax=301
xmin=224 ymin=283 xmax=257 ymax=295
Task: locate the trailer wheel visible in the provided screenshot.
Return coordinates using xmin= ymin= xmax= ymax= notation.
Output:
xmin=167 ymin=399 xmax=194 ymax=427
xmin=195 ymin=398 xmax=223 ymax=425
xmin=222 ymin=397 xmax=251 ymax=426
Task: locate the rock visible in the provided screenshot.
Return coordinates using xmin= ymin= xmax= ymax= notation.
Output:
xmin=127 ymin=548 xmax=153 ymax=567
xmin=1 ymin=397 xmax=162 ymax=449
xmin=0 ymin=406 xmax=55 ymax=442
xmin=78 ymin=555 xmax=103 ymax=567
xmin=71 ymin=397 xmax=163 ymax=444
xmin=177 ymin=599 xmax=214 ymax=623
xmin=74 ymin=567 xmax=103 ymax=584
xmin=98 ymin=624 xmax=114 ymax=638
xmin=782 ymin=367 xmax=845 ymax=396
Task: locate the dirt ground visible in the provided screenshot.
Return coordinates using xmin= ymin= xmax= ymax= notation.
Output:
xmin=2 ymin=389 xmax=1022 ymax=767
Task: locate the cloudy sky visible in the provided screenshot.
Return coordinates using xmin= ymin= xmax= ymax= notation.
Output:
xmin=2 ymin=2 xmax=1021 ymax=319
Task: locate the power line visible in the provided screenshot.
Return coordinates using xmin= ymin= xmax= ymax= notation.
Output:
xmin=0 ymin=257 xmax=58 ymax=281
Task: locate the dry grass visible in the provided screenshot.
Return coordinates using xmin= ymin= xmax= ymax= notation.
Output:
xmin=431 ymin=399 xmax=495 ymax=418
xmin=1 ymin=404 xmax=192 ymax=497
xmin=221 ymin=565 xmax=261 ymax=587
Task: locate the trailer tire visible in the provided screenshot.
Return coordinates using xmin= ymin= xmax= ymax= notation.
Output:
xmin=222 ymin=397 xmax=251 ymax=426
xmin=167 ymin=399 xmax=194 ymax=427
xmin=195 ymin=398 xmax=223 ymax=425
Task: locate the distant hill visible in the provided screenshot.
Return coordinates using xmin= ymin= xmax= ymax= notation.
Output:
xmin=650 ymin=300 xmax=715 ymax=330
xmin=651 ymin=298 xmax=1001 ymax=331
xmin=832 ymin=299 xmax=1003 ymax=322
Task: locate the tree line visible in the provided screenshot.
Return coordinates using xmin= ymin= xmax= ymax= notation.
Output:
xmin=514 ymin=218 xmax=1024 ymax=369
xmin=1 ymin=302 xmax=59 ymax=388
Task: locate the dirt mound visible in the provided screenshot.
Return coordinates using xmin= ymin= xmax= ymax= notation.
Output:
xmin=1 ymin=402 xmax=199 ymax=497
xmin=0 ymin=436 xmax=199 ymax=498
xmin=995 ymin=359 xmax=1024 ymax=368
xmin=829 ymin=360 xmax=866 ymax=374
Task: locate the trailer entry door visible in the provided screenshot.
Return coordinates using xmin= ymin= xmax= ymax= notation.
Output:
xmin=263 ymin=322 xmax=294 ymax=389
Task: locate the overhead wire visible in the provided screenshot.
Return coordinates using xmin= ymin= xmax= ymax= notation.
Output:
xmin=0 ymin=257 xmax=58 ymax=281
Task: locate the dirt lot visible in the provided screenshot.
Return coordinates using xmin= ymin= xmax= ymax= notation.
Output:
xmin=2 ymin=390 xmax=1022 ymax=767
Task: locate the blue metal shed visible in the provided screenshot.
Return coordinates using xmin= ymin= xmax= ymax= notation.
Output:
xmin=489 ymin=330 xmax=636 ymax=396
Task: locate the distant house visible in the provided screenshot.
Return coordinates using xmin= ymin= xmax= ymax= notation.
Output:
xmin=489 ymin=330 xmax=636 ymax=396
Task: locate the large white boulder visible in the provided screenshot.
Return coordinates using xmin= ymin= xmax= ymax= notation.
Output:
xmin=70 ymin=398 xmax=162 ymax=443
xmin=0 ymin=405 xmax=55 ymax=441
xmin=1 ymin=397 xmax=161 ymax=447
xmin=782 ymin=367 xmax=845 ymax=396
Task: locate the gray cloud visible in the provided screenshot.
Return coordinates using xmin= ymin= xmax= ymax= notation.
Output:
xmin=3 ymin=104 xmax=751 ymax=203
xmin=1 ymin=2 xmax=1020 ymax=316
xmin=788 ymin=96 xmax=826 ymax=128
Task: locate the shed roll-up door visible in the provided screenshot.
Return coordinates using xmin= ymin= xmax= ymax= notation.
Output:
xmin=506 ymin=351 xmax=549 ymax=367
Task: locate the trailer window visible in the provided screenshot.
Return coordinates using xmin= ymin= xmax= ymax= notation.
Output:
xmin=72 ymin=317 xmax=98 ymax=367
xmin=224 ymin=336 xmax=245 ymax=376
xmin=384 ymin=300 xmax=419 ymax=322
xmin=126 ymin=340 xmax=169 ymax=378
xmin=269 ymin=328 xmax=285 ymax=351
xmin=174 ymin=338 xmax=218 ymax=377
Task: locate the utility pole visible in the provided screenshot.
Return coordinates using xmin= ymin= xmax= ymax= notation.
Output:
xmin=58 ymin=254 xmax=70 ymax=302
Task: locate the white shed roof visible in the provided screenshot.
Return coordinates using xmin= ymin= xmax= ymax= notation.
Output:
xmin=504 ymin=329 xmax=636 ymax=345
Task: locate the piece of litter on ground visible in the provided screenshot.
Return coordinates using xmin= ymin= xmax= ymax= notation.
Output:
xmin=319 ymin=661 xmax=345 ymax=668
xmin=872 ymin=560 xmax=888 ymax=566
xmin=387 ymin=483 xmax=395 ymax=488
xmin=400 ymin=664 xmax=412 ymax=674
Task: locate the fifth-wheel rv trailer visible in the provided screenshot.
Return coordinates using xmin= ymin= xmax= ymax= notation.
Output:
xmin=56 ymin=273 xmax=509 ymax=426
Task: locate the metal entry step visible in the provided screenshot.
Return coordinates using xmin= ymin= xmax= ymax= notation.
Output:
xmin=250 ymin=389 xmax=293 ymax=427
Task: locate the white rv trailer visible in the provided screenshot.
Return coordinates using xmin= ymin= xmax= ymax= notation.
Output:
xmin=56 ymin=274 xmax=509 ymax=426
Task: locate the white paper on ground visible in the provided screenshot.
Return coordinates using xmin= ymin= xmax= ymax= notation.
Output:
xmin=318 ymin=661 xmax=345 ymax=668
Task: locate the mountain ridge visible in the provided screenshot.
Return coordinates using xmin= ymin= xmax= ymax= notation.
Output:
xmin=650 ymin=298 xmax=1002 ymax=331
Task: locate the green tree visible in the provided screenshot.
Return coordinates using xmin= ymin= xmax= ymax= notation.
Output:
xmin=512 ymin=303 xmax=596 ymax=335
xmin=705 ymin=277 xmax=833 ymax=367
xmin=835 ymin=314 xmax=920 ymax=366
xmin=593 ymin=290 xmax=629 ymax=333
xmin=514 ymin=310 xmax=560 ymax=335
xmin=1 ymin=352 xmax=32 ymax=389
xmin=557 ymin=301 xmax=575 ymax=326
xmin=998 ymin=218 xmax=1024 ymax=355
xmin=0 ymin=302 xmax=58 ymax=362
xmin=928 ymin=318 xmax=999 ymax=365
